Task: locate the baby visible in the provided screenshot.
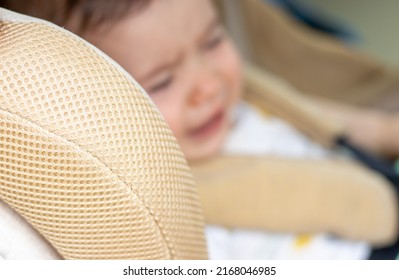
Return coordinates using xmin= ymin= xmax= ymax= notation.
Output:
xmin=7 ymin=0 xmax=398 ymax=259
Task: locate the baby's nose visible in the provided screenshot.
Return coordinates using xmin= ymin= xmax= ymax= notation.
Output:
xmin=189 ymin=67 xmax=222 ymax=106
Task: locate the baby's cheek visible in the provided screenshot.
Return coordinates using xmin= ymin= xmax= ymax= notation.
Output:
xmin=166 ymin=118 xmax=183 ymax=140
xmin=220 ymin=42 xmax=244 ymax=97
xmin=226 ymin=58 xmax=244 ymax=108
xmin=150 ymin=97 xmax=182 ymax=137
xmin=160 ymin=108 xmax=184 ymax=141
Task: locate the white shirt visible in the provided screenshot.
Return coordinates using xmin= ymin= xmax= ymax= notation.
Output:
xmin=206 ymin=102 xmax=370 ymax=259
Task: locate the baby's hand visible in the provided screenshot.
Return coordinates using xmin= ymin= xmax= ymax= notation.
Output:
xmin=381 ymin=113 xmax=399 ymax=158
xmin=311 ymin=97 xmax=396 ymax=158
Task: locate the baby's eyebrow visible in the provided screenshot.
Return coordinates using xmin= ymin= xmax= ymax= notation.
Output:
xmin=197 ymin=17 xmax=220 ymax=44
xmin=140 ymin=60 xmax=177 ymax=82
xmin=139 ymin=51 xmax=183 ymax=82
xmin=139 ymin=17 xmax=220 ymax=82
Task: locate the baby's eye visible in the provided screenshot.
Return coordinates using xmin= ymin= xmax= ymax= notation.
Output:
xmin=203 ymin=32 xmax=225 ymax=51
xmin=148 ymin=76 xmax=173 ymax=94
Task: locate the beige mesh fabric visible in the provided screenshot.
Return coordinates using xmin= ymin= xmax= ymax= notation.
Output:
xmin=0 ymin=9 xmax=207 ymax=259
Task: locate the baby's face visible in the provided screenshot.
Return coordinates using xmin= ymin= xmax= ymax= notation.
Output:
xmin=83 ymin=0 xmax=243 ymax=160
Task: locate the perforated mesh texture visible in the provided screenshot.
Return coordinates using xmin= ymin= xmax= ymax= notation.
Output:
xmin=0 ymin=11 xmax=207 ymax=259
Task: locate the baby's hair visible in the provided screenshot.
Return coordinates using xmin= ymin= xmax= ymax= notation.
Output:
xmin=0 ymin=0 xmax=150 ymax=33
xmin=64 ymin=0 xmax=151 ymax=33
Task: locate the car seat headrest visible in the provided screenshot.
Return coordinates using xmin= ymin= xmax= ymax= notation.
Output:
xmin=0 ymin=8 xmax=207 ymax=259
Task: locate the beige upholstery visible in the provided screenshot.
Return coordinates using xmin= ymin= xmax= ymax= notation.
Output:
xmin=0 ymin=8 xmax=207 ymax=259
xmin=217 ymin=0 xmax=399 ymax=108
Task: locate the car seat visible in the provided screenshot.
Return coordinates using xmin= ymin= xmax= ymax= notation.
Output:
xmin=216 ymin=0 xmax=399 ymax=109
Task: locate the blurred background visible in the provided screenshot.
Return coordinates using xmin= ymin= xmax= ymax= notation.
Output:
xmin=275 ymin=0 xmax=399 ymax=67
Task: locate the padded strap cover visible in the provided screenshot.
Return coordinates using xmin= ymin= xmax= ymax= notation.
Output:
xmin=192 ymin=156 xmax=398 ymax=246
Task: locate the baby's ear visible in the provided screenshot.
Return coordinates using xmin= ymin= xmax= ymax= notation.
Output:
xmin=0 ymin=7 xmax=207 ymax=259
